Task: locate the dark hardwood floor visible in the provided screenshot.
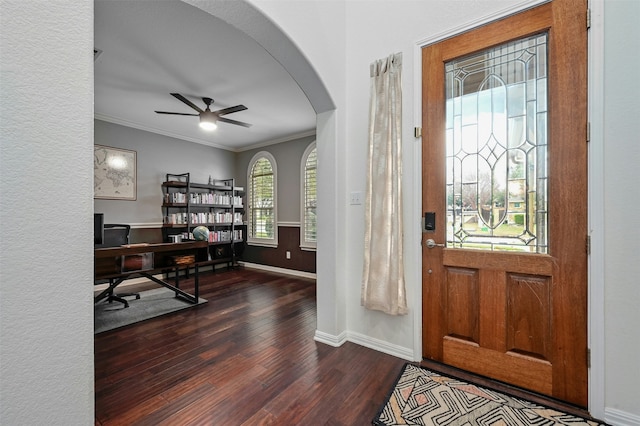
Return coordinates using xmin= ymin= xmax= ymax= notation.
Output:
xmin=95 ymin=267 xmax=408 ymax=425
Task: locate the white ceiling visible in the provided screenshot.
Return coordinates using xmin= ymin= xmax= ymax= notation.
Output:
xmin=94 ymin=0 xmax=317 ymax=152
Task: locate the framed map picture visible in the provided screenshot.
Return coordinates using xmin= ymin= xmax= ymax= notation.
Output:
xmin=94 ymin=145 xmax=137 ymax=200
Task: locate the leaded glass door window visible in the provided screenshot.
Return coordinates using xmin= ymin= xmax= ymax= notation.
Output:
xmin=445 ymin=33 xmax=548 ymax=253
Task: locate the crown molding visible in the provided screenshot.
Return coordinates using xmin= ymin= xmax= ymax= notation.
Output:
xmin=95 ymin=114 xmax=232 ymax=151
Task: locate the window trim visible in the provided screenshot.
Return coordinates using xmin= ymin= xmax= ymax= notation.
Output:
xmin=247 ymin=151 xmax=278 ymax=247
xmin=300 ymin=142 xmax=317 ymax=250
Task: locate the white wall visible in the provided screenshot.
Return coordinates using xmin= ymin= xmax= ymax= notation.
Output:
xmin=0 ymin=1 xmax=95 ymax=424
xmin=602 ymin=0 xmax=640 ymax=422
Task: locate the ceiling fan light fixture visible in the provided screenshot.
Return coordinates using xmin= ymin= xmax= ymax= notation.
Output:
xmin=199 ymin=110 xmax=217 ymax=131
xmin=156 ymin=94 xmax=251 ymax=129
xmin=199 ymin=120 xmax=217 ymax=131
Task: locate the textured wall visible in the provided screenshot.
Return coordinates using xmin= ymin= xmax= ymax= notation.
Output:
xmin=0 ymin=1 xmax=95 ymax=424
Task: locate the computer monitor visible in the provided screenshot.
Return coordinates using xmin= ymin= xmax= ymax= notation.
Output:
xmin=94 ymin=213 xmax=104 ymax=245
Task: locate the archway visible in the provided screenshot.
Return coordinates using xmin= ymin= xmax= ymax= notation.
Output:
xmin=181 ymin=1 xmax=340 ymax=339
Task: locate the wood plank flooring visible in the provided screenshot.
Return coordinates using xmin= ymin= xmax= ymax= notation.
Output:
xmin=94 ymin=267 xmax=407 ymax=425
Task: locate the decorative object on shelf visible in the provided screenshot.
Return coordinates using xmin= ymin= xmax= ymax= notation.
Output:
xmin=94 ymin=145 xmax=137 ymax=200
xmin=192 ymin=225 xmax=209 ymax=241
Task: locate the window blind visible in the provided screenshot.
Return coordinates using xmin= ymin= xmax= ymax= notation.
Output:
xmin=249 ymin=158 xmax=275 ymax=239
xmin=303 ymin=148 xmax=317 ymax=242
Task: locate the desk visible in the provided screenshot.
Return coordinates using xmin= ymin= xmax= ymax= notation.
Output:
xmin=94 ymin=241 xmax=209 ymax=305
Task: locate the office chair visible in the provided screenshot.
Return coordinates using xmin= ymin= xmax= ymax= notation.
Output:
xmin=96 ymin=224 xmax=140 ymax=307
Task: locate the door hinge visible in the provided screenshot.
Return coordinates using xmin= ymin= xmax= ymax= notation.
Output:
xmin=587 ymin=8 xmax=591 ymax=29
xmin=587 ymin=122 xmax=591 ymax=143
xmin=586 ymin=235 xmax=591 ymax=255
xmin=587 ymin=348 xmax=591 ymax=368
xmin=414 ymin=127 xmax=422 ymax=138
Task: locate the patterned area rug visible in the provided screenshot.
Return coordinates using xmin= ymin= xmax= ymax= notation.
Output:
xmin=373 ymin=363 xmax=605 ymax=426
xmin=94 ymin=287 xmax=206 ymax=334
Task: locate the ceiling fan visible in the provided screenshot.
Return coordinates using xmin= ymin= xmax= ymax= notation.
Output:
xmin=155 ymin=93 xmax=252 ymax=130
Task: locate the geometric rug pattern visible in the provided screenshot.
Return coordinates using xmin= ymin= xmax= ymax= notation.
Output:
xmin=373 ymin=363 xmax=606 ymax=426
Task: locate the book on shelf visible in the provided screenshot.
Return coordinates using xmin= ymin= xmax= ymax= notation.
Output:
xmin=165 ymin=192 xmax=186 ymax=204
xmin=188 ymin=192 xmax=234 ymax=206
xmin=164 ymin=212 xmax=188 ymax=225
xmin=208 ymin=230 xmax=233 ymax=243
xmin=165 ymin=212 xmax=243 ymax=226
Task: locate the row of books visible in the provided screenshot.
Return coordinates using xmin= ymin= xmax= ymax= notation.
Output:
xmin=207 ymin=229 xmax=243 ymax=243
xmin=189 ymin=193 xmax=243 ymax=206
xmin=164 ymin=192 xmax=243 ymax=206
xmin=164 ymin=212 xmax=243 ymax=225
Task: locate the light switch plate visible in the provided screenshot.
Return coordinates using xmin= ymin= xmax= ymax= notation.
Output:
xmin=350 ymin=191 xmax=363 ymax=205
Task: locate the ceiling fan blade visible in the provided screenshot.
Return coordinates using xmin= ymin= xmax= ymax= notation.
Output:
xmin=155 ymin=111 xmax=199 ymax=116
xmin=170 ymin=93 xmax=204 ymax=113
xmin=218 ymin=116 xmax=252 ymax=128
xmin=214 ymin=105 xmax=247 ymax=116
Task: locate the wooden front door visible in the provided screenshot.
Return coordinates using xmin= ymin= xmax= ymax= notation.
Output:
xmin=421 ymin=1 xmax=588 ymax=406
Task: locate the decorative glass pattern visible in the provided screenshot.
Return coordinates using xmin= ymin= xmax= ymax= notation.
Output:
xmin=445 ymin=33 xmax=548 ymax=253
xmin=249 ymin=157 xmax=275 ymax=239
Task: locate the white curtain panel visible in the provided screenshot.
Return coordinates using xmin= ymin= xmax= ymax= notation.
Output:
xmin=361 ymin=52 xmax=408 ymax=315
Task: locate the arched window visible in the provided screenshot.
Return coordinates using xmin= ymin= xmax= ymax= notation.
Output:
xmin=300 ymin=142 xmax=317 ymax=250
xmin=247 ymin=152 xmax=277 ymax=246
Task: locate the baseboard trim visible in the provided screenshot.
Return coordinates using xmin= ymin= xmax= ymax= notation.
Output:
xmin=347 ymin=331 xmax=415 ymax=361
xmin=313 ymin=329 xmax=415 ymax=362
xmin=605 ymin=407 xmax=640 ymax=426
xmin=314 ymin=330 xmax=347 ymax=347
xmin=239 ymin=261 xmax=316 ymax=279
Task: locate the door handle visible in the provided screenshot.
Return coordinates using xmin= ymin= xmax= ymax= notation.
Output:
xmin=425 ymin=239 xmax=445 ymax=249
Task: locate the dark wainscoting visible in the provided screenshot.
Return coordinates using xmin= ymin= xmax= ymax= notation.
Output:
xmin=129 ymin=225 xmax=316 ymax=274
xmin=243 ymin=225 xmax=316 ymax=273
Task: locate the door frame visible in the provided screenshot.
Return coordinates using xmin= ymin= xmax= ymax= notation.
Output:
xmin=410 ymin=0 xmax=604 ymax=416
